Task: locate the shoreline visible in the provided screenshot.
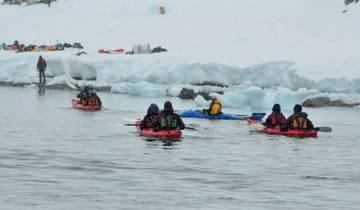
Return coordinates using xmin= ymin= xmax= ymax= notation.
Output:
xmin=0 ymin=81 xmax=112 ymax=92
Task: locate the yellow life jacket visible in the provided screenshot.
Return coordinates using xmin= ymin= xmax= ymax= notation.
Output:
xmin=208 ymin=99 xmax=222 ymax=115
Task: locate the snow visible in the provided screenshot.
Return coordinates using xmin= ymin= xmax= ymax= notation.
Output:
xmin=1 ymin=0 xmax=360 ymax=108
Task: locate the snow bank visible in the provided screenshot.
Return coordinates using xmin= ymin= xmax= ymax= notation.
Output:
xmin=1 ymin=0 xmax=360 ymax=108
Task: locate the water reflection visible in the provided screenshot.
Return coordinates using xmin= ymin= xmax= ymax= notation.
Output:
xmin=38 ymin=87 xmax=46 ymax=96
xmin=143 ymin=137 xmax=180 ymax=148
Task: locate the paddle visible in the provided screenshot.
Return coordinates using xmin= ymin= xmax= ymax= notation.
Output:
xmin=315 ymin=127 xmax=332 ymax=133
xmin=124 ymin=124 xmax=197 ymax=130
xmin=184 ymin=126 xmax=197 ymax=130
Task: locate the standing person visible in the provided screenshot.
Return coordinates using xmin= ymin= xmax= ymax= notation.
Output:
xmin=37 ymin=55 xmax=47 ymax=84
xmin=47 ymin=0 xmax=51 ymax=7
xmin=263 ymin=104 xmax=286 ymax=129
xmin=281 ymin=104 xmax=314 ymax=131
xmin=155 ymin=101 xmax=185 ymax=131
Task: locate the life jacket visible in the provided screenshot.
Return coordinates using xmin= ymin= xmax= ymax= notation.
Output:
xmin=87 ymin=97 xmax=95 ymax=106
xmin=270 ymin=113 xmax=286 ymax=127
xmin=208 ymin=99 xmax=222 ymax=115
xmin=159 ymin=113 xmax=178 ymax=130
xmin=87 ymin=96 xmax=100 ymax=106
xmin=290 ymin=114 xmax=309 ymax=129
xmin=79 ymin=98 xmax=87 ymax=105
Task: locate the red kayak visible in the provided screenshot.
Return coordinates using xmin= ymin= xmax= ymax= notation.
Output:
xmin=260 ymin=128 xmax=318 ymax=138
xmin=135 ymin=120 xmax=182 ymax=140
xmin=98 ymin=48 xmax=125 ymax=54
xmin=247 ymin=118 xmax=317 ymax=138
xmin=71 ymin=99 xmax=101 ymax=111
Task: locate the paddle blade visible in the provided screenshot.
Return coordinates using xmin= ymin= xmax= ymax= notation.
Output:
xmin=316 ymin=127 xmax=332 ymax=132
xmin=185 ymin=127 xmax=197 ymax=130
xmin=125 ymin=123 xmax=137 ymax=126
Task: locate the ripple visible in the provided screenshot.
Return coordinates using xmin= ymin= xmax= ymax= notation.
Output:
xmin=302 ymin=175 xmax=340 ymax=181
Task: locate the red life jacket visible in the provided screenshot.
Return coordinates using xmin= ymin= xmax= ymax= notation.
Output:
xmin=270 ymin=113 xmax=286 ymax=127
xmin=87 ymin=96 xmax=100 ymax=106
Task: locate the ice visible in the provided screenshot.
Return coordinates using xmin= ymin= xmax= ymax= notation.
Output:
xmin=1 ymin=0 xmax=360 ymax=108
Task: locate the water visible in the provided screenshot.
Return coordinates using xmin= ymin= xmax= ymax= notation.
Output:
xmin=0 ymin=86 xmax=360 ymax=210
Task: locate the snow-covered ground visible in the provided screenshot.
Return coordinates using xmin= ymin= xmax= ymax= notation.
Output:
xmin=1 ymin=0 xmax=360 ymax=109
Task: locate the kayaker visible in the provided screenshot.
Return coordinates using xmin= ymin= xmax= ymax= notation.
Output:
xmin=87 ymin=92 xmax=102 ymax=107
xmin=263 ymin=104 xmax=286 ymax=129
xmin=37 ymin=55 xmax=47 ymax=84
xmin=281 ymin=104 xmax=314 ymax=131
xmin=140 ymin=104 xmax=160 ymax=130
xmin=204 ymin=97 xmax=222 ymax=115
xmin=155 ymin=101 xmax=185 ymax=131
xmin=76 ymin=86 xmax=90 ymax=105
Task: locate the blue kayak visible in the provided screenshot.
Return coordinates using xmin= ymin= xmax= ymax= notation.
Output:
xmin=178 ymin=110 xmax=265 ymax=121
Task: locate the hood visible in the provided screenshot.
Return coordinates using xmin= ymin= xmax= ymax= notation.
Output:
xmin=147 ymin=104 xmax=159 ymax=115
xmin=272 ymin=104 xmax=281 ymax=113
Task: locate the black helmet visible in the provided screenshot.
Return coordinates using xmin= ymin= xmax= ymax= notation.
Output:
xmin=272 ymin=104 xmax=281 ymax=113
xmin=293 ymin=104 xmax=302 ymax=113
xmin=164 ymin=101 xmax=173 ymax=112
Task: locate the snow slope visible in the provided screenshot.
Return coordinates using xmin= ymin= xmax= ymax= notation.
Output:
xmin=1 ymin=0 xmax=360 ymax=108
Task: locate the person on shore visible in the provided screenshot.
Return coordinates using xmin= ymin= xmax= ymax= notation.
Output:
xmin=140 ymin=104 xmax=159 ymax=130
xmin=263 ymin=104 xmax=286 ymax=129
xmin=281 ymin=104 xmax=314 ymax=131
xmin=155 ymin=101 xmax=185 ymax=131
xmin=36 ymin=55 xmax=47 ymax=84
xmin=204 ymin=97 xmax=222 ymax=115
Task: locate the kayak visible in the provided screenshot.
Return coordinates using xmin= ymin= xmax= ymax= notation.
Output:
xmin=135 ymin=120 xmax=182 ymax=139
xmin=71 ymin=99 xmax=101 ymax=111
xmin=178 ymin=110 xmax=265 ymax=121
xmin=247 ymin=119 xmax=318 ymax=137
xmin=260 ymin=128 xmax=318 ymax=138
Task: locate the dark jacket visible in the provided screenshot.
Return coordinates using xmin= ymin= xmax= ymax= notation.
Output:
xmin=281 ymin=112 xmax=314 ymax=131
xmin=263 ymin=112 xmax=286 ymax=128
xmin=37 ymin=59 xmax=47 ymax=72
xmin=140 ymin=105 xmax=160 ymax=130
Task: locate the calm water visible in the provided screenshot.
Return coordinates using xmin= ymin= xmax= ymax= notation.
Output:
xmin=0 ymin=86 xmax=360 ymax=210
